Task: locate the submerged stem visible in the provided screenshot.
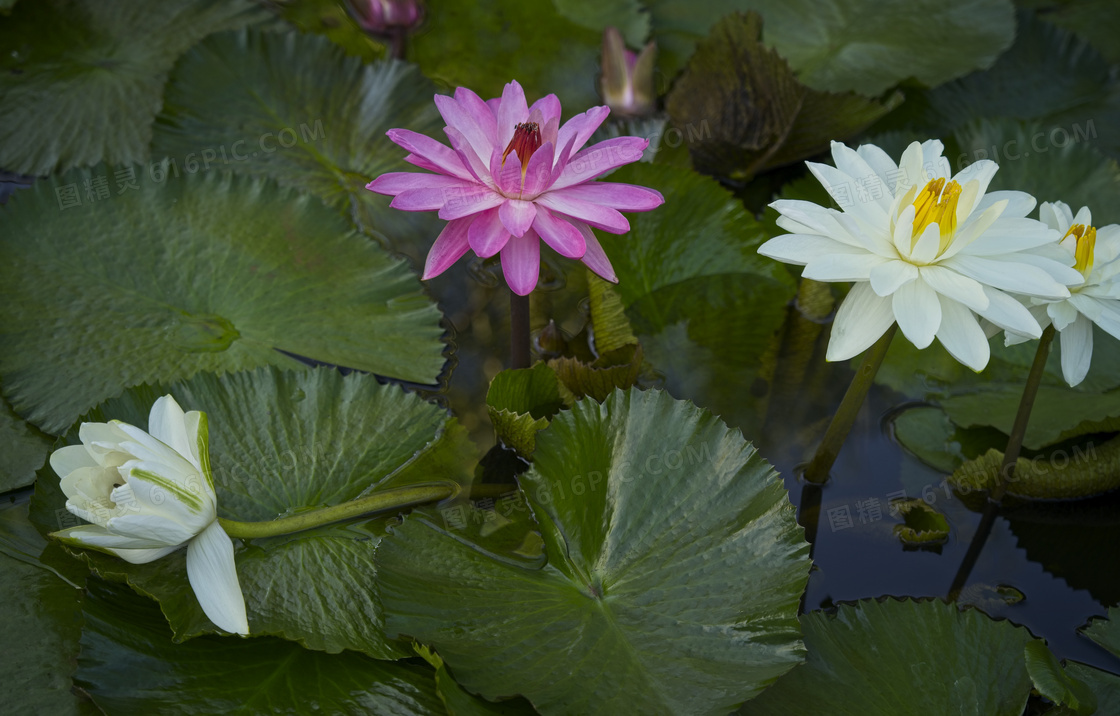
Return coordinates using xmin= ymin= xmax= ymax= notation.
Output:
xmin=803 ymin=324 xmax=898 ymax=484
xmin=218 ymin=482 xmax=459 ymax=539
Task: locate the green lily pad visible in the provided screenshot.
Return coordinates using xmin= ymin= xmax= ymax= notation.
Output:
xmin=0 ymin=501 xmax=93 ymax=715
xmin=29 ymin=367 xmax=478 ymax=658
xmin=1039 ymin=0 xmax=1120 ymax=64
xmin=665 ymin=12 xmax=900 ymax=181
xmin=0 ymin=392 xmax=52 ymax=491
xmin=745 ymin=599 xmax=1036 ymax=716
xmin=598 ymin=162 xmax=794 ymax=435
xmin=1024 ymin=640 xmax=1098 ymax=715
xmin=891 ymin=498 xmax=951 ymax=548
xmin=76 ymin=579 xmax=446 ymax=715
xmin=376 ymin=388 xmax=810 ymax=715
xmin=408 ymin=0 xmax=604 ymax=112
xmin=1063 ymin=609 xmax=1120 ymax=715
xmin=646 ymin=0 xmax=1015 ymax=96
xmin=0 ymin=0 xmax=267 ymax=176
xmin=0 ymin=167 xmax=445 ymax=434
xmin=486 ymin=363 xmax=566 ymax=457
xmin=949 ymin=438 xmax=1120 ymax=501
xmin=552 ymin=0 xmax=650 ymax=48
xmin=151 ymin=28 xmax=446 ymax=251
xmin=280 ymin=0 xmax=389 ymax=62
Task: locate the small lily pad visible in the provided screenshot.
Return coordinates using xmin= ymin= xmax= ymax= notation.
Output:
xmin=891 ymin=497 xmax=951 ymax=548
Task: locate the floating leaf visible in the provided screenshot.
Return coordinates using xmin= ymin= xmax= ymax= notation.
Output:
xmin=0 ymin=392 xmax=51 ymax=491
xmin=152 ymin=29 xmax=446 ymax=250
xmin=377 ymin=388 xmax=810 ymax=715
xmin=949 ymin=438 xmax=1120 ymax=500
xmin=745 ymin=599 xmax=1035 ymax=716
xmin=0 ymin=167 xmax=445 ymax=434
xmin=408 ymin=0 xmax=603 ymax=111
xmin=552 ymin=0 xmax=650 ymax=48
xmin=891 ymin=498 xmax=950 ymax=548
xmin=1024 ymin=641 xmax=1098 ymax=715
xmin=646 ymin=0 xmax=1015 ymax=95
xmin=1039 ymin=0 xmax=1120 ymax=64
xmin=1062 ymin=609 xmax=1120 ymax=715
xmin=76 ymin=579 xmax=446 ymax=715
xmin=280 ymin=0 xmax=389 ymax=62
xmin=665 ymin=12 xmax=900 ymax=181
xmin=486 ymin=363 xmax=566 ymax=457
xmin=30 ymin=367 xmax=478 ymax=658
xmin=548 ymin=343 xmax=644 ymax=403
xmin=0 ymin=0 xmax=267 ymax=175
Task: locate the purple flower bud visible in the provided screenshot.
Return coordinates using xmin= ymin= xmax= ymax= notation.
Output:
xmin=344 ymin=0 xmax=424 ymax=34
xmin=599 ymin=27 xmax=657 ymax=118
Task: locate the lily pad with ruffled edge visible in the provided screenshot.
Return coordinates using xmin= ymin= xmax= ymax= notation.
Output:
xmin=1059 ymin=609 xmax=1120 ymax=715
xmin=376 ymin=388 xmax=810 ymax=715
xmin=0 ymin=0 xmax=267 ymax=176
xmin=486 ymin=363 xmax=566 ymax=458
xmin=76 ymin=579 xmax=446 ymax=715
xmin=29 ymin=367 xmax=479 ymax=659
xmin=594 ymin=162 xmax=795 ymax=436
xmin=151 ymin=28 xmax=447 ymax=252
xmin=0 ymin=167 xmax=446 ymax=434
xmin=0 ymin=393 xmax=52 ymax=491
xmin=645 ymin=0 xmax=1015 ymax=95
xmin=744 ymin=599 xmax=1036 ymax=715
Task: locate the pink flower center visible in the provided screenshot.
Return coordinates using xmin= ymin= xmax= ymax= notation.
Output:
xmin=502 ymin=122 xmax=542 ymax=175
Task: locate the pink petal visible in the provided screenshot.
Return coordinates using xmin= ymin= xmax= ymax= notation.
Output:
xmin=390 ymin=188 xmax=451 ymax=212
xmin=366 ymin=172 xmax=471 ymax=196
xmin=486 ymin=97 xmax=501 ymax=114
xmin=551 ymin=182 xmax=664 ymax=212
xmin=499 ymin=199 xmax=536 ymax=237
xmin=436 ymin=184 xmax=504 ymax=220
xmin=550 ymin=137 xmax=649 ymax=190
xmin=423 ymin=217 xmax=473 ymax=279
xmin=501 ymin=229 xmax=541 ymax=296
xmin=541 ymin=115 xmax=560 ymax=148
xmin=556 ymin=106 xmax=611 ymax=158
xmin=536 ymin=192 xmax=630 ymax=234
xmin=522 ymin=141 xmax=556 ymax=197
xmin=387 ymin=128 xmax=471 ymax=180
xmin=467 ymin=207 xmax=511 ymax=257
xmin=573 ymin=220 xmax=617 ymax=282
xmin=434 ymin=94 xmax=496 ymax=164
xmin=490 ymin=148 xmax=524 ymax=197
xmin=454 ymin=87 xmax=497 ymax=149
xmin=533 ymin=206 xmax=586 ymax=258
xmin=496 ymin=81 xmax=529 ymax=151
xmin=444 ymin=127 xmax=493 ymax=186
xmin=528 ymin=94 xmax=561 ymax=129
xmin=550 ymin=133 xmax=580 ymax=185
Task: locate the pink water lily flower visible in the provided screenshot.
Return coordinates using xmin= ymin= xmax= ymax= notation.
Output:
xmin=366 ymin=80 xmax=664 ymax=295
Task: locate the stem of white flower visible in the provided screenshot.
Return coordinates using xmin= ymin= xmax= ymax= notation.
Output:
xmin=803 ymin=324 xmax=898 ymax=484
xmin=217 ymin=482 xmax=461 ymax=539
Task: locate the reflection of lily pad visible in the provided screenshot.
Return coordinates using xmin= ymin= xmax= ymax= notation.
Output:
xmin=377 ymin=389 xmax=810 ymax=714
xmin=30 ymin=367 xmax=478 ymax=658
xmin=0 ymin=167 xmax=445 ymax=433
xmin=891 ymin=498 xmax=950 ymax=548
xmin=746 ymin=599 xmax=1036 ymax=716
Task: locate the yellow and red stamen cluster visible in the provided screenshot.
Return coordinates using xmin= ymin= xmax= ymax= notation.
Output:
xmin=502 ymin=122 xmax=542 ymax=179
xmin=1061 ymin=223 xmax=1097 ymax=277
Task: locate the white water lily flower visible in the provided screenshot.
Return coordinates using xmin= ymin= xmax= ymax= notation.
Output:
xmin=50 ymin=395 xmax=249 ymax=635
xmin=1003 ymin=201 xmax=1120 ymax=386
xmin=759 ymin=140 xmax=1084 ymax=370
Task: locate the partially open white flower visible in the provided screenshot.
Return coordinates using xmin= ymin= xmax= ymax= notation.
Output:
xmin=1003 ymin=201 xmax=1120 ymax=386
xmin=50 ymin=395 xmax=249 ymax=635
xmin=759 ymin=140 xmax=1084 ymax=370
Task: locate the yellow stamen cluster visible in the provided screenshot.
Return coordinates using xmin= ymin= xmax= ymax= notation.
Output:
xmin=910 ymin=178 xmax=962 ymax=254
xmin=1062 ymin=224 xmax=1097 ymax=276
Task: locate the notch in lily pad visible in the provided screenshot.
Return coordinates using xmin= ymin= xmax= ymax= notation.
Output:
xmin=891 ymin=497 xmax=950 ymax=549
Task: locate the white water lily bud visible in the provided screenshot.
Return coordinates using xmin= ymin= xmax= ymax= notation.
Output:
xmin=50 ymin=395 xmax=249 ymax=635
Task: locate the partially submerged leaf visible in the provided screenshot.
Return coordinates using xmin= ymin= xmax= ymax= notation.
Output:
xmin=486 ymin=364 xmax=566 ymax=457
xmin=950 ymin=438 xmax=1120 ymax=501
xmin=1024 ymin=641 xmax=1098 ymax=715
xmin=891 ymin=498 xmax=951 ymax=548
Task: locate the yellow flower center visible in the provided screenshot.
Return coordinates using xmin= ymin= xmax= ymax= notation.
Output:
xmin=910 ymin=178 xmax=962 ymax=254
xmin=1062 ymin=223 xmax=1096 ymax=276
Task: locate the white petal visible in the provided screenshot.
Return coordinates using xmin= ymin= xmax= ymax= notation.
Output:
xmin=954 ymin=218 xmax=1057 ymax=256
xmin=1047 ymin=300 xmax=1080 ymax=331
xmin=919 ymin=265 xmax=989 ymax=311
xmin=938 ymin=201 xmax=1008 ymax=260
xmin=951 ymin=160 xmax=998 ymax=219
xmin=830 ymin=142 xmax=893 ymax=211
xmin=943 ymin=255 xmax=1071 ymax=300
xmin=892 ymin=205 xmax=916 ymax=258
xmin=893 ymin=279 xmax=942 ymax=349
xmin=802 ymin=253 xmax=890 ymax=282
xmin=869 ymin=260 xmax=919 ymax=296
xmin=148 ymin=396 xmax=193 ymax=462
xmin=79 ymin=422 xmax=134 ymax=467
xmin=974 ymin=190 xmax=1035 ymax=219
xmin=1059 ymin=314 xmax=1094 ymax=387
xmin=935 ymin=296 xmax=990 ymax=371
xmin=975 ymin=287 xmax=1041 ymax=337
xmin=54 ymin=522 xmax=183 ymax=550
xmin=50 ymin=444 xmax=98 ymax=478
xmin=1038 ymin=201 xmax=1070 ymax=232
xmin=186 ymin=521 xmax=249 ymax=635
xmin=115 ymin=425 xmax=199 ymax=480
xmin=896 ymin=142 xmax=927 ymax=193
xmin=109 ymin=545 xmax=181 ymax=565
xmin=807 ymin=160 xmax=888 ymax=228
xmin=920 ymin=140 xmax=949 ymax=178
xmin=910 ymin=223 xmax=941 ymax=264
xmin=105 ymin=513 xmax=197 ymax=545
xmin=757 ymin=234 xmax=865 ymax=266
xmin=1072 ymin=294 xmax=1120 ymax=340
xmin=856 ymin=143 xmax=899 ymax=192
xmin=1071 ymin=205 xmax=1092 ymax=227
xmin=825 ymin=282 xmax=896 ymax=361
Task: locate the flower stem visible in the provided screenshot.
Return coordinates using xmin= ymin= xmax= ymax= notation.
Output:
xmin=990 ymin=324 xmax=1056 ymax=501
xmin=803 ymin=324 xmax=898 ymax=484
xmin=218 ymin=482 xmax=460 ymax=539
xmin=510 ymin=291 xmax=530 ymax=369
